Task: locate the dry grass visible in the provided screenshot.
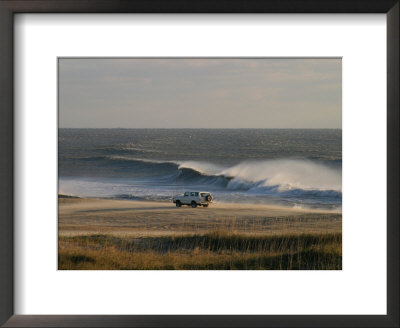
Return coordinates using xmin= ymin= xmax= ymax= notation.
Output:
xmin=58 ymin=231 xmax=342 ymax=270
xmin=58 ymin=198 xmax=342 ymax=270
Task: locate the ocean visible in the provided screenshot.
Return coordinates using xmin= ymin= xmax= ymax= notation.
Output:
xmin=59 ymin=129 xmax=342 ymax=209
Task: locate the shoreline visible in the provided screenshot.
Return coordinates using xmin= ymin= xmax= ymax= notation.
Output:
xmin=58 ymin=194 xmax=341 ymax=214
xmin=59 ymin=196 xmax=342 ymax=238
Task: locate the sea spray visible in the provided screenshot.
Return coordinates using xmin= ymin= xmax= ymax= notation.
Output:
xmin=59 ymin=128 xmax=342 ymax=209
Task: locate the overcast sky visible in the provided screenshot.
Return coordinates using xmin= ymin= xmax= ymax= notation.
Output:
xmin=59 ymin=58 xmax=341 ymax=128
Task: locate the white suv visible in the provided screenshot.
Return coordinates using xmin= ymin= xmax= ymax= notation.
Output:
xmin=172 ymin=191 xmax=213 ymax=208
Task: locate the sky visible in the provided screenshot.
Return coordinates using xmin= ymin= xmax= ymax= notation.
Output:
xmin=59 ymin=58 xmax=341 ymax=129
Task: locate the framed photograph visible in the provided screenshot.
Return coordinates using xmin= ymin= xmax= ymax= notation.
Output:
xmin=57 ymin=57 xmax=343 ymax=272
xmin=0 ymin=1 xmax=398 ymax=327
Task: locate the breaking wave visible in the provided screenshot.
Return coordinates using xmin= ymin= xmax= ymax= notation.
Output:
xmin=77 ymin=155 xmax=341 ymax=196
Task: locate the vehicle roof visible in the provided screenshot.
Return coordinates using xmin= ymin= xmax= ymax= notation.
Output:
xmin=185 ymin=191 xmax=210 ymax=193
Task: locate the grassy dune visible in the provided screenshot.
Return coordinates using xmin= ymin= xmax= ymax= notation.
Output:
xmin=58 ymin=231 xmax=342 ymax=270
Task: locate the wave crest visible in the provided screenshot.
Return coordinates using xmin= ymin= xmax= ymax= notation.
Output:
xmin=78 ymin=155 xmax=341 ymax=194
xmin=177 ymin=159 xmax=341 ymax=192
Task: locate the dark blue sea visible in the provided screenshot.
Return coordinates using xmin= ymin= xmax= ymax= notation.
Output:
xmin=59 ymin=129 xmax=342 ymax=209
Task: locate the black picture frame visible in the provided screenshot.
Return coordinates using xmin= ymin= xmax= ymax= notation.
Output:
xmin=0 ymin=1 xmax=398 ymax=327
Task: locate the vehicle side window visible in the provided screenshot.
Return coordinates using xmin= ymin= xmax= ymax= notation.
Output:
xmin=184 ymin=192 xmax=189 ymax=197
xmin=191 ymin=192 xmax=195 ymax=196
xmin=194 ymin=192 xmax=199 ymax=196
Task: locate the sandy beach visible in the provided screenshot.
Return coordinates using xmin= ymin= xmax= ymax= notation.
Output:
xmin=58 ymin=197 xmax=342 ymax=270
xmin=59 ymin=197 xmax=341 ymax=237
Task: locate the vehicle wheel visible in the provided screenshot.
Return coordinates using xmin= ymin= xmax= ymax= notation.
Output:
xmin=191 ymin=201 xmax=197 ymax=208
xmin=176 ymin=201 xmax=181 ymax=207
xmin=206 ymin=195 xmax=212 ymax=202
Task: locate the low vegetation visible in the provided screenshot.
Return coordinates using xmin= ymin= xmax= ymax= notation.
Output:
xmin=58 ymin=231 xmax=341 ymax=270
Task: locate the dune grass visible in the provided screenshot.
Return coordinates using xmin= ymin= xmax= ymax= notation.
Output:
xmin=58 ymin=231 xmax=341 ymax=270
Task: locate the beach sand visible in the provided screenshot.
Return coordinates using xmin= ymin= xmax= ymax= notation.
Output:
xmin=59 ymin=197 xmax=342 ymax=237
xmin=58 ymin=197 xmax=342 ymax=269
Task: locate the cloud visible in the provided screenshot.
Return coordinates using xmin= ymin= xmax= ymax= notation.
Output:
xmin=59 ymin=58 xmax=341 ymax=128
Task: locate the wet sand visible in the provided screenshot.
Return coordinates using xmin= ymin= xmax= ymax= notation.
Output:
xmin=58 ymin=197 xmax=342 ymax=237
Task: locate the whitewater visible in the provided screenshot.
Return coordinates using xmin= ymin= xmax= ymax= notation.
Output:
xmin=59 ymin=129 xmax=342 ymax=209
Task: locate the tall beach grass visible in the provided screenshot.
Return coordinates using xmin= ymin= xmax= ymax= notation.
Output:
xmin=59 ymin=231 xmax=341 ymax=270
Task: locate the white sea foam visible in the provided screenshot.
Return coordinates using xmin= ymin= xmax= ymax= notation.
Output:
xmin=90 ymin=156 xmax=342 ymax=192
xmin=180 ymin=159 xmax=342 ymax=192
